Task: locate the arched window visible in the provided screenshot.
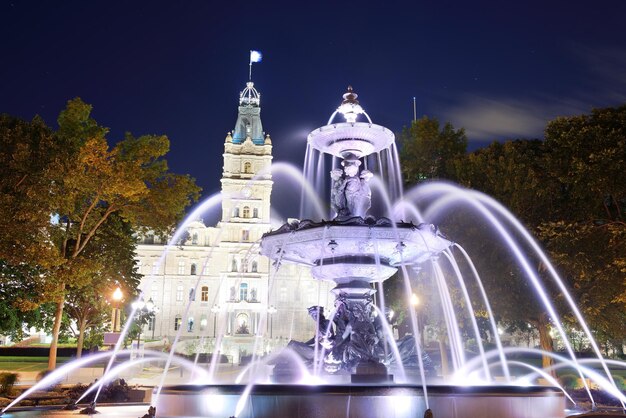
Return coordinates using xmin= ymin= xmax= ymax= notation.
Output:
xmin=201 ymin=286 xmax=209 ymax=302
xmin=190 ymin=263 xmax=197 ymax=275
xmin=242 ymin=230 xmax=250 ymax=241
xmin=192 ymin=233 xmax=198 ymax=245
xmin=239 ymin=283 xmax=248 ymax=301
xmin=231 ymin=259 xmax=238 ymax=272
xmin=236 ymin=313 xmax=249 ymax=334
xmin=253 ymin=208 xmax=259 ymax=218
xmin=233 ymin=207 xmax=240 ymax=218
xmin=174 ymin=315 xmax=182 ymax=331
xmin=251 ymin=261 xmax=258 ymax=273
xmin=187 ymin=317 xmax=194 ymax=332
xmin=244 ymin=161 xmax=252 ymax=173
xmin=243 ymin=206 xmax=250 ymax=218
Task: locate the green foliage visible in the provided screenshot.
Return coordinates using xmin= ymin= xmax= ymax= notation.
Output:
xmin=559 ymin=373 xmax=581 ymax=390
xmin=0 ymin=99 xmax=200 ymax=366
xmin=0 ymin=372 xmax=18 ymax=395
xmin=398 ymin=116 xmax=467 ymax=184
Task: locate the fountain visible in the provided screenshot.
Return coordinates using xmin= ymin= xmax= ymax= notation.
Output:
xmin=153 ymin=87 xmax=616 ymax=418
xmin=3 ymin=87 xmax=625 ymax=418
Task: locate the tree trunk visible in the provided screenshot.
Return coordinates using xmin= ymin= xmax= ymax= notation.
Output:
xmin=48 ymin=285 xmax=66 ymax=370
xmin=438 ymin=336 xmax=449 ymax=376
xmin=76 ymin=317 xmax=87 ymax=359
xmin=536 ymin=313 xmax=555 ymax=377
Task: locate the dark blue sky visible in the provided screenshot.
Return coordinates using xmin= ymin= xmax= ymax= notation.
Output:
xmin=2 ymin=0 xmax=625 ymax=204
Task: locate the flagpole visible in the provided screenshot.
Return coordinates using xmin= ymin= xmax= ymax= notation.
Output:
xmin=413 ymin=97 xmax=417 ymax=121
xmin=249 ymin=50 xmax=253 ymax=81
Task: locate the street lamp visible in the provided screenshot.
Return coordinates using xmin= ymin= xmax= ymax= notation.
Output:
xmin=211 ymin=304 xmax=220 ymax=338
xmin=111 ymin=287 xmax=123 ymax=332
xmin=410 ymin=293 xmax=420 ymax=307
xmin=131 ymin=297 xmax=158 ymax=357
xmin=267 ymin=305 xmax=277 ymax=338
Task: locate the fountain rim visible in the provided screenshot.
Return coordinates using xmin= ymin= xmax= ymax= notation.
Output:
xmin=307 ymin=121 xmax=395 ymax=159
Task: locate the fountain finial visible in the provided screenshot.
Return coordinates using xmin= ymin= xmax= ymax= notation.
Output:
xmin=342 ymin=86 xmax=359 ymax=105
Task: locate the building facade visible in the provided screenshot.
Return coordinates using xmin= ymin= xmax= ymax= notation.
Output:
xmin=135 ymin=81 xmax=331 ymax=362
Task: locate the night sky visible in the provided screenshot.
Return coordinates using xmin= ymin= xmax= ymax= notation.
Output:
xmin=2 ymin=1 xmax=626 ymax=217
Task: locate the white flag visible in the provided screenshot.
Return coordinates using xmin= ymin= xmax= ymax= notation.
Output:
xmin=250 ymin=50 xmax=263 ymax=63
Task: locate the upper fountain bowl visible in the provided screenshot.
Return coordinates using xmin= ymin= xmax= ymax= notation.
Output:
xmin=307 ymin=122 xmax=395 ymax=159
xmin=307 ymin=86 xmax=395 ymax=159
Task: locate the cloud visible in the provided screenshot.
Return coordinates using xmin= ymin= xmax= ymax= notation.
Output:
xmin=438 ymin=45 xmax=626 ymax=141
xmin=440 ymin=95 xmax=589 ymax=141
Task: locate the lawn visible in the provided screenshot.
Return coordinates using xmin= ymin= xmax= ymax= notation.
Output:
xmin=0 ymin=356 xmax=71 ymax=372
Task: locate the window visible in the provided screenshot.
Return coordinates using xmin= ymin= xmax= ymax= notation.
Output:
xmin=174 ymin=315 xmax=182 ymax=331
xmin=148 ymin=316 xmax=155 ymax=331
xmin=176 ymin=284 xmax=184 ymax=302
xmin=253 ymin=208 xmax=259 ymax=218
xmin=203 ymin=263 xmax=210 ymax=275
xmin=201 ymin=286 xmax=209 ymax=302
xmin=145 ymin=234 xmax=154 ymax=244
xmin=178 ymin=260 xmax=185 ymax=275
xmin=190 ymin=263 xmax=197 ymax=275
xmin=242 ymin=230 xmax=250 ymax=242
xmin=200 ymin=315 xmax=207 ymax=331
xmin=188 ymin=317 xmax=194 ymax=332
xmin=239 ymin=283 xmax=248 ymax=301
xmin=244 ymin=161 xmax=252 ymax=173
xmin=189 ymin=288 xmax=195 ymax=301
xmin=233 ymin=207 xmax=240 ymax=218
xmin=231 ymin=258 xmax=238 ymax=272
xmin=236 ymin=313 xmax=249 ymax=334
xmin=251 ymin=261 xmax=258 ymax=273
xmin=243 ymin=206 xmax=250 ymax=218
xmin=192 ymin=233 xmax=198 ymax=245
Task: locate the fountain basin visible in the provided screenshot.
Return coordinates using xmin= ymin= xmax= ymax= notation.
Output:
xmin=155 ymin=384 xmax=566 ymax=418
xmin=261 ymin=219 xmax=452 ymax=275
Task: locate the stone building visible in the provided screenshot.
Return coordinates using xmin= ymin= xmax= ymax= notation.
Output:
xmin=135 ymin=81 xmax=331 ymax=363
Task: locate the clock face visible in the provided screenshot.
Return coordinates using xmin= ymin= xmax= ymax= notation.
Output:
xmin=241 ymin=187 xmax=252 ymax=198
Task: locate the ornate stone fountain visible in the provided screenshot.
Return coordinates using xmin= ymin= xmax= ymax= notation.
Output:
xmin=261 ymin=87 xmax=452 ymax=380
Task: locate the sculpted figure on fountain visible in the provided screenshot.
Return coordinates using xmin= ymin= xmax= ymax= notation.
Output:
xmin=286 ymin=306 xmax=335 ymax=365
xmin=331 ymin=159 xmax=373 ymax=219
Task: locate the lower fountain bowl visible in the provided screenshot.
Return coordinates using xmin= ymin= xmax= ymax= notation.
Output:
xmin=155 ymin=384 xmax=566 ymax=418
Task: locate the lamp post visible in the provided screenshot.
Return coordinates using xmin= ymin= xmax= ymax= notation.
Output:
xmin=267 ymin=305 xmax=277 ymax=338
xmin=131 ymin=297 xmax=158 ymax=358
xmin=411 ymin=293 xmax=425 ymax=348
xmin=211 ymin=304 xmax=220 ymax=338
xmin=111 ymin=287 xmax=123 ymax=332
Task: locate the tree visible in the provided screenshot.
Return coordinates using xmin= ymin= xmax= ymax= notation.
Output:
xmin=398 ymin=116 xmax=467 ymax=184
xmin=0 ymin=99 xmax=201 ymax=368
xmin=64 ymin=214 xmax=142 ymax=358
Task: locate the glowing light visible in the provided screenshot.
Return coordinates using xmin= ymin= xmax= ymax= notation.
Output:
xmin=112 ymin=287 xmax=123 ymax=301
xmin=410 ymin=293 xmax=420 ymax=307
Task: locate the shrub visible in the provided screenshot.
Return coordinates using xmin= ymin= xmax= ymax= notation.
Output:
xmin=611 ymin=375 xmax=626 ymax=391
xmin=0 ymin=372 xmax=18 ymax=395
xmin=559 ymin=373 xmax=581 ymax=390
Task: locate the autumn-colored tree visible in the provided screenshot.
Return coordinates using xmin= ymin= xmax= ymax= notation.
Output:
xmin=0 ymin=99 xmax=200 ymax=368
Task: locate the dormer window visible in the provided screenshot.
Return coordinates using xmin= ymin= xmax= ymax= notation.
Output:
xmin=244 ymin=161 xmax=252 ymax=174
xmin=243 ymin=206 xmax=250 ymax=218
xmin=233 ymin=207 xmax=240 ymax=218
